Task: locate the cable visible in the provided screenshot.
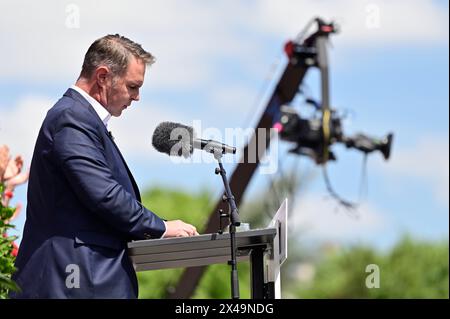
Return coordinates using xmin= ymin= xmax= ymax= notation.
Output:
xmin=263 ymin=153 xmax=285 ymax=218
xmin=240 ymin=53 xmax=284 ymax=131
xmin=321 ymin=151 xmax=371 ymax=218
xmin=322 ymin=165 xmax=358 ymax=216
xmin=264 ymin=152 xmax=303 ymax=218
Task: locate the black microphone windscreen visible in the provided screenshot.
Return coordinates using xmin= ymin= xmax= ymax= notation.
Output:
xmin=152 ymin=121 xmax=194 ymax=158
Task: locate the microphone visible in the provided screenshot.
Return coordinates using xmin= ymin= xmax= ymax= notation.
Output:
xmin=193 ymin=139 xmax=236 ymax=155
xmin=152 ymin=122 xmax=236 ymax=157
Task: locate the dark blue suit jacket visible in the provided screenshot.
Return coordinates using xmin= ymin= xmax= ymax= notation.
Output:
xmin=11 ymin=88 xmax=166 ymax=298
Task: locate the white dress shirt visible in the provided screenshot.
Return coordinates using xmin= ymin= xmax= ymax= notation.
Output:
xmin=71 ymin=85 xmax=112 ymax=128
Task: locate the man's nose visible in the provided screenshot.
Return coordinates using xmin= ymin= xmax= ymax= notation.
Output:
xmin=133 ymin=91 xmax=140 ymax=101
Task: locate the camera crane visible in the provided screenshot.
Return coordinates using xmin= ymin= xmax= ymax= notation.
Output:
xmin=168 ymin=17 xmax=393 ymax=299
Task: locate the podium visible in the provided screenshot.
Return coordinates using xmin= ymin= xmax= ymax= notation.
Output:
xmin=128 ymin=199 xmax=288 ymax=299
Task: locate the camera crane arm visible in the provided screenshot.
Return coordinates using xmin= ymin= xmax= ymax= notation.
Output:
xmin=168 ymin=18 xmax=391 ymax=298
xmin=168 ymin=18 xmax=334 ymax=299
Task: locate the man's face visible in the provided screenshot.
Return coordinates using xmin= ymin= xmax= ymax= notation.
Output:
xmin=105 ymin=56 xmax=146 ymax=117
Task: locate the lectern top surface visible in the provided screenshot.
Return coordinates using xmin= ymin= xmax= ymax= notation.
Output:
xmin=127 ymin=228 xmax=277 ymax=252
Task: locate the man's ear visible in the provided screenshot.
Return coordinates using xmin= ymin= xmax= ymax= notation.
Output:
xmin=95 ymin=66 xmax=110 ymax=87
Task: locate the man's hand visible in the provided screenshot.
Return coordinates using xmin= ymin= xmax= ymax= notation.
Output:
xmin=163 ymin=220 xmax=199 ymax=238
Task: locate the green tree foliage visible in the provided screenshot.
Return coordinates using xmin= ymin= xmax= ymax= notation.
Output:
xmin=137 ymin=182 xmax=448 ymax=299
xmin=193 ymin=262 xmax=251 ymax=299
xmin=137 ymin=187 xmax=254 ymax=299
xmin=296 ymin=237 xmax=449 ymax=298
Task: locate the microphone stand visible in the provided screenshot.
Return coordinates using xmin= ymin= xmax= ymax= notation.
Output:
xmin=214 ymin=151 xmax=241 ymax=299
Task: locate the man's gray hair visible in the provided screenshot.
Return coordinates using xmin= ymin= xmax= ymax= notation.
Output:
xmin=80 ymin=34 xmax=155 ymax=79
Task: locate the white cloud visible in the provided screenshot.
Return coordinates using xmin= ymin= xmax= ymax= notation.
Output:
xmin=108 ymin=101 xmax=189 ymax=160
xmin=208 ymin=85 xmax=257 ymax=117
xmin=253 ymin=0 xmax=449 ymax=46
xmin=381 ymin=136 xmax=449 ymax=207
xmin=0 ymin=0 xmax=262 ymax=87
xmin=290 ymin=194 xmax=387 ymax=241
xmin=0 ymin=96 xmax=52 ymax=162
xmin=0 ymin=0 xmax=447 ymax=86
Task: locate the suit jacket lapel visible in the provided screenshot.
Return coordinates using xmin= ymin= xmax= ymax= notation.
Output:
xmin=105 ymin=130 xmax=142 ymax=203
xmin=63 ymin=88 xmax=142 ymax=203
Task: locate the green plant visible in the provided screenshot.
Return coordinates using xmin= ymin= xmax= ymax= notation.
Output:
xmin=0 ymin=183 xmax=20 ymax=298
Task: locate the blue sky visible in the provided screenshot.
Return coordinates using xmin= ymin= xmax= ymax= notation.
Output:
xmin=0 ymin=0 xmax=448 ymax=251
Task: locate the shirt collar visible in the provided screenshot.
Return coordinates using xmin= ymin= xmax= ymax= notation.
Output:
xmin=71 ymin=85 xmax=112 ymax=127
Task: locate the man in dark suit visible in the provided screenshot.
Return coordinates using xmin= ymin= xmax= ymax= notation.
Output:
xmin=11 ymin=34 xmax=198 ymax=298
